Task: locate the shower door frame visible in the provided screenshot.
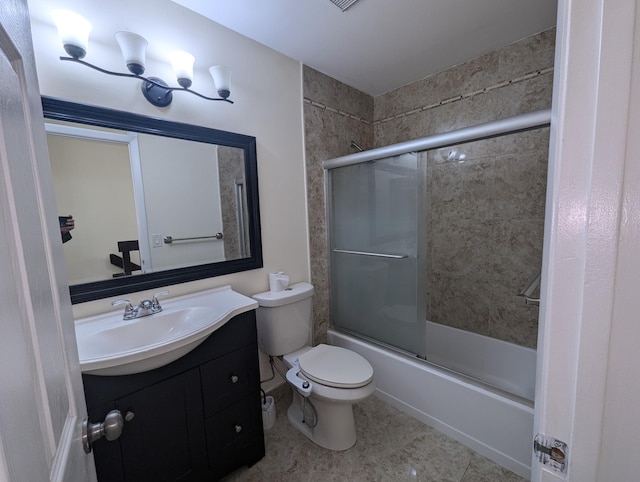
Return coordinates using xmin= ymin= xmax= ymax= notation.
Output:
xmin=323 ymin=109 xmax=551 ymax=171
xmin=326 ymin=152 xmax=429 ymax=358
xmin=323 ymin=108 xmax=552 ymax=360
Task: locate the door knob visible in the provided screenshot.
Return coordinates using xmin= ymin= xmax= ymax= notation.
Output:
xmin=82 ymin=409 xmax=131 ymax=454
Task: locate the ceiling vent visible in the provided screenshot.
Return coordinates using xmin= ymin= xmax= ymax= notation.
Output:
xmin=329 ymin=0 xmax=360 ymax=12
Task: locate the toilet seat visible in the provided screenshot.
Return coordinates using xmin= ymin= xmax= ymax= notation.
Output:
xmin=298 ymin=344 xmax=374 ymax=389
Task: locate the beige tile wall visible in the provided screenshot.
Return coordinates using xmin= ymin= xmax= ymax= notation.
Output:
xmin=426 ymin=130 xmax=549 ymax=348
xmin=304 ymin=28 xmax=555 ymax=348
xmin=218 ymin=146 xmax=247 ymax=261
xmin=303 ymin=66 xmax=374 ymax=344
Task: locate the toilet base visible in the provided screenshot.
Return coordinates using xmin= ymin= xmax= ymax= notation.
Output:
xmin=286 ymin=391 xmax=357 ymax=451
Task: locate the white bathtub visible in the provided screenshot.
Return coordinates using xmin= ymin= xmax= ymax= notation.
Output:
xmin=425 ymin=321 xmax=537 ymax=401
xmin=328 ymin=328 xmax=535 ymax=479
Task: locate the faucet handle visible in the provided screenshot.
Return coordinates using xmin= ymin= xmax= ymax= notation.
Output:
xmin=111 ymin=299 xmax=135 ymax=319
xmin=112 ymin=299 xmax=131 ymax=309
xmin=151 ymin=290 xmax=169 ymax=310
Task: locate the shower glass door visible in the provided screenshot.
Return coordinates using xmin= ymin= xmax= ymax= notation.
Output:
xmin=329 ymin=153 xmax=426 ymax=358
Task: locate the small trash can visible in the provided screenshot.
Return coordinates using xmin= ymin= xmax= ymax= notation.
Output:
xmin=261 ymin=395 xmax=276 ymax=430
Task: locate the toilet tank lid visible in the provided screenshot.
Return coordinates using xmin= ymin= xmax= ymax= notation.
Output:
xmin=252 ymin=282 xmax=314 ymax=307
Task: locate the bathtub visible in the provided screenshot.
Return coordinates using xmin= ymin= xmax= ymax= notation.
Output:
xmin=425 ymin=321 xmax=536 ymax=401
xmin=328 ymin=327 xmax=535 ymax=479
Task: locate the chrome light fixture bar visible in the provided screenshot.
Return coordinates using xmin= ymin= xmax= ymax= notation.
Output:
xmin=52 ymin=10 xmax=233 ymax=107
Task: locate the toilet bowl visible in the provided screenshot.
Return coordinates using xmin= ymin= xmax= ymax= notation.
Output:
xmin=283 ymin=344 xmax=375 ymax=450
xmin=252 ymin=283 xmax=375 ymax=450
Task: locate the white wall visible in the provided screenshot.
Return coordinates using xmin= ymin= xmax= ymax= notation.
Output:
xmin=48 ymin=133 xmax=138 ymax=283
xmin=28 ymin=0 xmax=309 ymax=318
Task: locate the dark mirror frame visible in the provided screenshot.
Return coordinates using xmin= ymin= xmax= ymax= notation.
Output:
xmin=42 ymin=96 xmax=263 ymax=304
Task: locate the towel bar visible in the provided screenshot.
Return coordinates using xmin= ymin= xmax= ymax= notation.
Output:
xmin=163 ymin=233 xmax=223 ymax=244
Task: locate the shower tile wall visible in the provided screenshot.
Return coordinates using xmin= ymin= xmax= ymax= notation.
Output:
xmin=218 ymin=146 xmax=246 ymax=260
xmin=303 ymin=66 xmax=374 ymax=344
xmin=304 ymin=28 xmax=555 ymax=348
xmin=426 ymin=130 xmax=549 ymax=348
xmin=373 ymin=28 xmax=556 ymax=146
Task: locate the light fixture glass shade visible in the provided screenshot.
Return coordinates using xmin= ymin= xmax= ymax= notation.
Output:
xmin=52 ymin=10 xmax=92 ymax=59
xmin=115 ymin=31 xmax=148 ymax=75
xmin=209 ymin=66 xmax=231 ymax=99
xmin=170 ymin=51 xmax=195 ymax=89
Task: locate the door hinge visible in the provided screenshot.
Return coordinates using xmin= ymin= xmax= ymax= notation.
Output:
xmin=534 ymin=433 xmax=568 ymax=475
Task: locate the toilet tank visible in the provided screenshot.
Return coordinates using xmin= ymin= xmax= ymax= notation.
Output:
xmin=252 ymin=282 xmax=314 ymax=356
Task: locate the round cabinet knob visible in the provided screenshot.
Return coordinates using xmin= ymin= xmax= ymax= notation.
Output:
xmin=230 ymin=375 xmax=239 ymax=383
xmin=234 ymin=424 xmax=242 ymax=433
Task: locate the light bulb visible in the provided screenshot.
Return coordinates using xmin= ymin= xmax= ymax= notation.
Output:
xmin=209 ymin=66 xmax=231 ymax=99
xmin=52 ymin=10 xmax=92 ymax=59
xmin=115 ymin=31 xmax=148 ymax=75
xmin=170 ymin=51 xmax=195 ymax=89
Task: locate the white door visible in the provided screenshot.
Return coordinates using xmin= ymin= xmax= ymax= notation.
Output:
xmin=533 ymin=0 xmax=639 ymax=480
xmin=138 ymin=136 xmax=225 ymax=270
xmin=0 ymin=1 xmax=95 ymax=481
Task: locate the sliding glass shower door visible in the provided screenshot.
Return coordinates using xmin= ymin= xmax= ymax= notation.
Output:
xmin=329 ymin=153 xmax=427 ymax=358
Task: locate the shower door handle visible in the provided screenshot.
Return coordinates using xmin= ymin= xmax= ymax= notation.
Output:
xmin=332 ymin=249 xmax=408 ymax=259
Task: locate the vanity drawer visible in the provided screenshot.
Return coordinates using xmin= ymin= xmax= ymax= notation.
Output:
xmin=201 ymin=344 xmax=259 ymax=417
xmin=205 ymin=392 xmax=264 ymax=478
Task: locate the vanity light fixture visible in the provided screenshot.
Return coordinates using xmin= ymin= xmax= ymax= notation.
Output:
xmin=51 ymin=10 xmax=233 ymax=107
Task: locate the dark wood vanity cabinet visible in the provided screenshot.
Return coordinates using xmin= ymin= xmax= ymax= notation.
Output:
xmin=82 ymin=310 xmax=265 ymax=481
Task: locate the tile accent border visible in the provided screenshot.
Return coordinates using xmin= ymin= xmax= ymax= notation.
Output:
xmin=303 ymin=66 xmax=554 ymax=127
xmin=303 ymin=98 xmax=372 ymax=125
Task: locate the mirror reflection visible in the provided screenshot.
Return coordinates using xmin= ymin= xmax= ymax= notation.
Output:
xmin=42 ymin=97 xmax=262 ymax=304
xmin=47 ymin=124 xmax=248 ymax=284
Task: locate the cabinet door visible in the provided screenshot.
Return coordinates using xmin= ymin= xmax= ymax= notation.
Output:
xmin=115 ymin=369 xmax=207 ymax=481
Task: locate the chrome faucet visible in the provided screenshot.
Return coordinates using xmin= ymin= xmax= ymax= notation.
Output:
xmin=112 ymin=291 xmax=169 ymax=320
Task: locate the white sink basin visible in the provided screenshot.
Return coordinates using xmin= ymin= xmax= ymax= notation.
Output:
xmin=75 ymin=285 xmax=258 ymax=376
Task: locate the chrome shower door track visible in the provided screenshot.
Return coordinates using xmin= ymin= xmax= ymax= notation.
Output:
xmin=322 ymin=109 xmax=551 ymax=170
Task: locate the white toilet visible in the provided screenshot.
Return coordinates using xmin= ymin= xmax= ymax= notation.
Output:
xmin=253 ymin=282 xmax=375 ymax=451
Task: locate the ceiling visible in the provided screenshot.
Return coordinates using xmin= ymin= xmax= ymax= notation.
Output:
xmin=171 ymin=0 xmax=558 ymax=96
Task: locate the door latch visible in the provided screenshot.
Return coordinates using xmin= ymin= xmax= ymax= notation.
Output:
xmin=534 ymin=433 xmax=568 ymax=474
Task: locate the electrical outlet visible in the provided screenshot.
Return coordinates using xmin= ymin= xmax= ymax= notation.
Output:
xmin=152 ymin=234 xmax=163 ymax=247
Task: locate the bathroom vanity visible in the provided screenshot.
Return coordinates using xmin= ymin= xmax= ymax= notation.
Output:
xmin=82 ymin=310 xmax=265 ymax=481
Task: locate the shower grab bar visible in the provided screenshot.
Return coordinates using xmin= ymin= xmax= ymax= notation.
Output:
xmin=163 ymin=233 xmax=223 ymax=244
xmin=516 ymin=273 xmax=541 ymax=306
xmin=235 ymin=179 xmax=247 ymax=258
xmin=332 ymin=249 xmax=408 ymax=259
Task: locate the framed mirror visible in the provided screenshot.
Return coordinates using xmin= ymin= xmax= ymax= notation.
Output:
xmin=42 ymin=96 xmax=262 ymax=304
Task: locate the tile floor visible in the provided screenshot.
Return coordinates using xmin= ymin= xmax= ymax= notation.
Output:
xmin=221 ymin=387 xmax=527 ymax=482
